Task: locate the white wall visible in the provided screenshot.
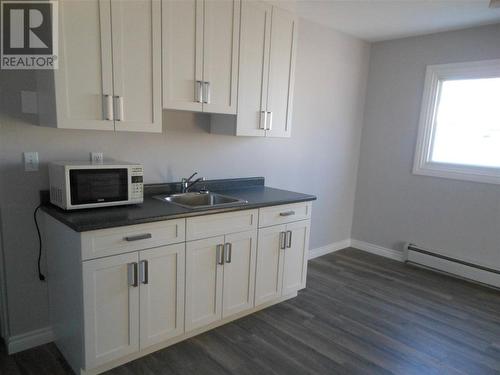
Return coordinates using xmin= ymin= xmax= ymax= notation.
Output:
xmin=0 ymin=19 xmax=370 ymax=337
xmin=352 ymin=23 xmax=500 ymax=269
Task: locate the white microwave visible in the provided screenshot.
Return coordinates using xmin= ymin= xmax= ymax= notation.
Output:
xmin=49 ymin=161 xmax=144 ymax=210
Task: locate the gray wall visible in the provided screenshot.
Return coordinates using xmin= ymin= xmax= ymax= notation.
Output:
xmin=0 ymin=19 xmax=370 ymax=337
xmin=352 ymin=23 xmax=500 ymax=269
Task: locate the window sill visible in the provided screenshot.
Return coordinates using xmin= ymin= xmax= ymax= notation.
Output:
xmin=413 ymin=162 xmax=500 ymax=185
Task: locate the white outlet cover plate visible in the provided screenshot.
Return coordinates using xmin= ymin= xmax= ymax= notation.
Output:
xmin=90 ymin=152 xmax=104 ymax=164
xmin=24 ymin=152 xmax=39 ymax=172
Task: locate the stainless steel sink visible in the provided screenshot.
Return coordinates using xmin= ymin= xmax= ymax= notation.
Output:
xmin=154 ymin=191 xmax=248 ymax=209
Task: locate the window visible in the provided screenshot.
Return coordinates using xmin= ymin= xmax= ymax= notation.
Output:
xmin=413 ymin=59 xmax=500 ymax=185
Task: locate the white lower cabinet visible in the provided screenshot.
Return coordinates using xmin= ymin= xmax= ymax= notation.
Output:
xmin=255 ymin=220 xmax=310 ymax=306
xmin=139 ymin=243 xmax=185 ymax=348
xmin=185 ymin=236 xmax=224 ymax=331
xmin=82 ymin=243 xmax=185 ymax=369
xmin=255 ymin=225 xmax=285 ymax=306
xmin=46 ymin=204 xmax=311 ymax=374
xmin=83 ymin=252 xmax=140 ymax=369
xmin=222 ymin=231 xmax=257 ymax=318
xmin=185 ymin=230 xmax=257 ymax=331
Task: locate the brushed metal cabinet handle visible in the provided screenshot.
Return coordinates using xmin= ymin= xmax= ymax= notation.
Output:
xmin=267 ymin=111 xmax=273 ymax=130
xmin=279 ymin=210 xmax=295 ymax=217
xmin=140 ymin=260 xmax=148 ymax=284
xmin=128 ymin=262 xmax=138 ymax=287
xmin=103 ymin=94 xmax=113 ymax=121
xmin=113 ymin=96 xmax=124 ymax=121
xmin=224 ymin=243 xmax=232 ymax=263
xmin=279 ymin=231 xmax=287 ymax=250
xmin=195 ymin=80 xmax=203 ymax=103
xmin=216 ymin=244 xmax=224 ymax=265
xmin=124 ymin=233 xmax=152 ymax=242
xmin=260 ymin=111 xmax=268 ymax=130
xmin=286 ymin=230 xmax=293 ymax=248
xmin=203 ymin=81 xmax=211 ymax=104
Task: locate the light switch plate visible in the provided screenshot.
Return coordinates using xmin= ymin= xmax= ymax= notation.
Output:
xmin=24 ymin=152 xmax=39 ymax=172
xmin=21 ymin=91 xmax=38 ymax=114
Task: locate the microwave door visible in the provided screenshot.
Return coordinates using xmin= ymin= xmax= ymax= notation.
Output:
xmin=69 ymin=168 xmax=128 ymax=206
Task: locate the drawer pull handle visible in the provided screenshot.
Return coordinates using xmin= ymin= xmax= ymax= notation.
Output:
xmin=279 ymin=211 xmax=295 ymax=217
xmin=124 ymin=233 xmax=152 ymax=242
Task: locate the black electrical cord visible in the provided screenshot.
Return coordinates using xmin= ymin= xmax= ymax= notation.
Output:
xmin=34 ymin=204 xmax=46 ymax=281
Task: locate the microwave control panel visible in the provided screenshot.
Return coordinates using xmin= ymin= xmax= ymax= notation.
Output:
xmin=130 ymin=167 xmax=144 ymax=200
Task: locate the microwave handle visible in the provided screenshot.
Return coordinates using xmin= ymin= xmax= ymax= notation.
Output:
xmin=124 ymin=233 xmax=152 ymax=242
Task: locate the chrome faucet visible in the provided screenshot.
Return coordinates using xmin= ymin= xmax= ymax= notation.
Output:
xmin=181 ymin=172 xmax=205 ymax=193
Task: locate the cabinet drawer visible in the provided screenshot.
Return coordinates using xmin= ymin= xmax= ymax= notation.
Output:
xmin=258 ymin=202 xmax=312 ymax=228
xmin=186 ymin=209 xmax=258 ymax=241
xmin=81 ymin=219 xmax=186 ymax=260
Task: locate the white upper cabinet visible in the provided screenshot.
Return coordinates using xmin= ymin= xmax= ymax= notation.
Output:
xmin=162 ymin=0 xmax=203 ymax=112
xmin=162 ymin=0 xmax=240 ymax=114
xmin=37 ymin=0 xmax=114 ymax=131
xmin=265 ymin=6 xmax=297 ymax=138
xmin=234 ymin=0 xmax=271 ymax=136
xmin=111 ymin=0 xmax=162 ymax=132
xmin=233 ymin=1 xmax=297 ymax=137
xmin=37 ymin=0 xmax=162 ymax=133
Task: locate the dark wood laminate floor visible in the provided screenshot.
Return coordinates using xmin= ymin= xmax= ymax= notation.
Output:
xmin=2 ymin=248 xmax=500 ymax=375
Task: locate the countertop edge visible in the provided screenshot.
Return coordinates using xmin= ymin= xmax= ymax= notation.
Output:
xmin=41 ymin=196 xmax=317 ymax=233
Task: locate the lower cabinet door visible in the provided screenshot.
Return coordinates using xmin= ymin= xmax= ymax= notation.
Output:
xmin=185 ymin=236 xmax=224 ymax=331
xmin=82 ymin=252 xmax=139 ymax=369
xmin=282 ymin=220 xmax=310 ymax=295
xmin=222 ymin=230 xmax=257 ymax=318
xmin=139 ymin=243 xmax=185 ymax=349
xmin=255 ymin=224 xmax=285 ymax=306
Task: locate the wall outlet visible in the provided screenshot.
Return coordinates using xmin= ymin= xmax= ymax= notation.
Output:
xmin=90 ymin=152 xmax=104 ymax=164
xmin=24 ymin=152 xmax=39 ymax=172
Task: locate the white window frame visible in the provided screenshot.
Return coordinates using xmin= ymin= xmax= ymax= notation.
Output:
xmin=413 ymin=59 xmax=500 ymax=185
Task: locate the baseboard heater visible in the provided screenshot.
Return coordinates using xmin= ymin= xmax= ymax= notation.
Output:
xmin=404 ymin=243 xmax=500 ymax=289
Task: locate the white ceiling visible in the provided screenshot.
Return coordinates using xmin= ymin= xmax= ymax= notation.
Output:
xmin=273 ymin=0 xmax=500 ymax=42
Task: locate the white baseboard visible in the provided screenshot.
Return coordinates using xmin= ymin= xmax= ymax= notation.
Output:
xmin=350 ymin=239 xmax=404 ymax=262
xmin=7 ymin=326 xmax=54 ymax=354
xmin=309 ymin=239 xmax=351 ymax=259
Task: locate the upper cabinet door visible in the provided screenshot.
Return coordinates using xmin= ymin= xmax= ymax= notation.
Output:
xmin=139 ymin=244 xmax=185 ymax=349
xmin=82 ymin=252 xmax=139 ymax=369
xmin=111 ymin=0 xmax=162 ymax=132
xmin=202 ymin=0 xmax=240 ymax=114
xmin=162 ymin=0 xmax=204 ymax=112
xmin=222 ymin=230 xmax=257 ymax=318
xmin=236 ymin=0 xmax=271 ymax=136
xmin=38 ymin=0 xmax=114 ymax=131
xmin=265 ymin=7 xmax=297 ymax=138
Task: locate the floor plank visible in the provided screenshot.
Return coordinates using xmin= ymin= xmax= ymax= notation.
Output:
xmin=1 ymin=248 xmax=500 ymax=375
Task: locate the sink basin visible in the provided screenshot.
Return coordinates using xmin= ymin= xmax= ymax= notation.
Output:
xmin=154 ymin=191 xmax=248 ymax=209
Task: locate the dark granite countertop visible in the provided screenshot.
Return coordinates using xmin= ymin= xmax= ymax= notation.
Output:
xmin=41 ymin=177 xmax=316 ymax=232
